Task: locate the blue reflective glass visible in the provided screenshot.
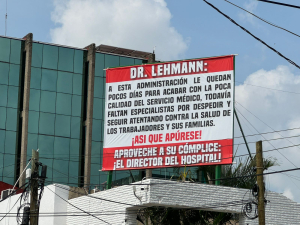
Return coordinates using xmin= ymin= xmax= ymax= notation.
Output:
xmin=70 ymin=139 xmax=80 ymax=157
xmin=74 ymin=50 xmax=84 ymax=74
xmin=5 ymin=131 xmax=16 ymax=153
xmin=39 ymin=112 xmax=55 ymax=135
xmin=0 ymin=62 xmax=9 ymax=85
xmin=54 ymin=137 xmax=70 ymax=156
xmin=92 ymin=119 xmax=102 ymax=142
xmin=71 ymin=95 xmax=82 ymax=117
xmin=9 ymin=64 xmax=20 ymax=86
xmin=28 ymin=111 xmax=39 ymax=134
xmin=105 ymin=54 xmax=119 ymax=69
xmin=27 ymin=133 xmax=38 ymax=151
xmin=41 ymin=69 xmax=57 ymax=92
xmin=32 ymin=43 xmax=43 ymax=68
xmin=93 ymin=77 xmax=104 ymax=98
xmin=42 ymin=45 xmax=58 ymax=70
xmin=7 ymin=86 xmax=19 ymax=109
xmin=71 ymin=117 xmax=81 ymax=139
xmin=0 ymin=130 xmax=4 ymax=152
xmin=95 ymin=53 xmax=105 ymax=77
xmin=69 ymin=161 xmax=78 ymax=185
xmin=0 ymin=85 xmax=8 ymax=107
xmin=0 ymin=107 xmax=6 ymax=129
xmin=30 ymin=67 xmax=41 ymax=89
xmin=58 ymin=47 xmax=74 ymax=72
xmin=40 ymin=91 xmax=56 ymax=113
xmin=135 ymin=59 xmax=143 ymax=65
xmin=55 ymin=114 xmax=71 ymax=137
xmin=72 ymin=74 xmax=82 ymax=96
xmin=120 ymin=57 xmax=134 ymax=66
xmin=0 ymin=38 xmax=10 ymax=62
xmin=6 ymin=108 xmax=17 ymax=131
xmin=10 ymin=39 xmax=21 ymax=64
xmin=38 ymin=135 xmax=54 ymax=155
xmin=56 ymin=93 xmax=71 ymax=115
xmin=93 ymin=98 xmax=103 ymax=120
xmin=53 ymin=159 xmax=68 ymax=184
xmin=57 ymin=71 xmax=73 ymax=94
xmin=29 ymin=89 xmax=40 ymax=111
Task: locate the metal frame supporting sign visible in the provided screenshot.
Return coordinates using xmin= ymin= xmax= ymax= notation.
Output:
xmin=102 ymin=55 xmax=235 ymax=171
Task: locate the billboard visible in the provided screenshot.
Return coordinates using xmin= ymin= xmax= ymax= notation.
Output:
xmin=102 ymin=55 xmax=234 ymax=171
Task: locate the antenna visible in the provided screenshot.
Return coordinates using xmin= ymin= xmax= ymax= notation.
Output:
xmin=5 ymin=0 xmax=7 ymax=36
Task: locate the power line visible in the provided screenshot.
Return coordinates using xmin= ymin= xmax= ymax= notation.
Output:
xmin=257 ymin=0 xmax=300 ymax=9
xmin=224 ymin=0 xmax=300 ymax=38
xmin=203 ymin=0 xmax=300 ymax=70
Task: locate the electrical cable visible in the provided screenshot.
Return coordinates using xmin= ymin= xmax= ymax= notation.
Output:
xmin=202 ymin=0 xmax=300 ymax=70
xmin=257 ymin=0 xmax=300 ymax=9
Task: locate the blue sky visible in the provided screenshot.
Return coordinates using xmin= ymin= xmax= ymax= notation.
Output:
xmin=1 ymin=0 xmax=300 ymax=202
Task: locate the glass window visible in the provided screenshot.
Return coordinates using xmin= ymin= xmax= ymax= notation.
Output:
xmin=42 ymin=45 xmax=58 ymax=70
xmin=71 ymin=117 xmax=81 ymax=139
xmin=40 ymin=91 xmax=56 ymax=113
xmin=54 ymin=137 xmax=70 ymax=156
xmin=29 ymin=89 xmax=40 ymax=111
xmin=10 ymin=39 xmax=21 ymax=64
xmin=120 ymin=57 xmax=134 ymax=67
xmin=0 ymin=107 xmax=6 ymax=129
xmin=0 ymin=85 xmax=8 ymax=107
xmin=93 ymin=77 xmax=104 ymax=98
xmin=7 ymin=86 xmax=19 ymax=109
xmin=95 ymin=53 xmax=105 ymax=77
xmin=55 ymin=115 xmax=71 ymax=137
xmin=0 ymin=62 xmax=9 ymax=85
xmin=53 ymin=159 xmax=69 ymax=184
xmin=135 ymin=59 xmax=143 ymax=65
xmin=56 ymin=93 xmax=71 ymax=115
xmin=6 ymin=108 xmax=17 ymax=131
xmin=39 ymin=112 xmax=55 ymax=135
xmin=93 ymin=98 xmax=103 ymax=120
xmin=105 ymin=54 xmax=119 ymax=69
xmin=70 ymin=139 xmax=80 ymax=157
xmin=0 ymin=37 xmax=10 ymax=62
xmin=74 ymin=50 xmax=84 ymax=74
xmin=72 ymin=74 xmax=82 ymax=96
xmin=38 ymin=134 xmax=54 ymax=155
xmin=9 ymin=64 xmax=20 ymax=86
xmin=92 ymin=119 xmax=102 ymax=142
xmin=58 ymin=47 xmax=74 ymax=72
xmin=0 ymin=130 xmax=5 ymax=153
xmin=41 ymin=69 xmax=57 ymax=92
xmin=32 ymin=43 xmax=43 ymax=68
xmin=28 ymin=111 xmax=39 ymax=134
xmin=71 ymin=95 xmax=82 ymax=117
xmin=27 ymin=133 xmax=38 ymax=151
xmin=30 ymin=67 xmax=41 ymax=89
xmin=2 ymin=158 xmax=14 ymax=184
xmin=5 ymin=131 xmax=16 ymax=153
xmin=69 ymin=161 xmax=79 ymax=186
xmin=57 ymin=71 xmax=73 ymax=94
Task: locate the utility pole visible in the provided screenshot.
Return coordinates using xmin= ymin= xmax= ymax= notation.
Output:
xmin=256 ymin=141 xmax=265 ymax=225
xmin=30 ymin=149 xmax=39 ymax=225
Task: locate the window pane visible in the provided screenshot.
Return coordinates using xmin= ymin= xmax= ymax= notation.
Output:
xmin=42 ymin=45 xmax=58 ymax=70
xmin=32 ymin=43 xmax=43 ymax=68
xmin=38 ymin=134 xmax=54 ymax=155
xmin=27 ymin=133 xmax=38 ymax=151
xmin=69 ymin=161 xmax=79 ymax=186
xmin=6 ymin=108 xmax=17 ymax=131
xmin=0 ymin=107 xmax=6 ymax=129
xmin=56 ymin=93 xmax=71 ymax=115
xmin=29 ymin=89 xmax=40 ymax=111
xmin=41 ymin=69 xmax=57 ymax=92
xmin=30 ymin=67 xmax=41 ymax=89
xmin=71 ymin=117 xmax=81 ymax=139
xmin=7 ymin=86 xmax=19 ymax=109
xmin=40 ymin=91 xmax=56 ymax=113
xmin=92 ymin=119 xmax=102 ymax=142
xmin=120 ymin=57 xmax=134 ymax=66
xmin=53 ymin=159 xmax=69 ymax=184
xmin=0 ymin=62 xmax=9 ymax=85
xmin=58 ymin=47 xmax=74 ymax=72
xmin=71 ymin=95 xmax=82 ymax=117
xmin=39 ymin=112 xmax=55 ymax=135
xmin=73 ymin=74 xmax=82 ymax=96
xmin=135 ymin=59 xmax=143 ymax=65
xmin=95 ymin=53 xmax=105 ymax=77
xmin=70 ymin=139 xmax=80 ymax=157
xmin=28 ymin=111 xmax=39 ymax=134
xmin=0 ymin=85 xmax=8 ymax=107
xmin=93 ymin=77 xmax=104 ymax=98
xmin=5 ymin=131 xmax=16 ymax=153
xmin=0 ymin=130 xmax=5 ymax=153
xmin=105 ymin=54 xmax=119 ymax=69
xmin=54 ymin=137 xmax=70 ymax=156
xmin=0 ymin=38 xmax=10 ymax=62
xmin=55 ymin=115 xmax=71 ymax=137
xmin=93 ymin=98 xmax=103 ymax=120
xmin=74 ymin=50 xmax=84 ymax=74
xmin=10 ymin=39 xmax=21 ymax=64
xmin=9 ymin=64 xmax=20 ymax=86
xmin=57 ymin=71 xmax=72 ymax=94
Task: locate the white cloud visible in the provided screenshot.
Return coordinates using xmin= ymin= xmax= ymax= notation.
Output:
xmin=235 ymin=65 xmax=300 ymax=203
xmin=238 ymin=0 xmax=258 ymax=25
xmin=50 ymin=0 xmax=188 ymax=61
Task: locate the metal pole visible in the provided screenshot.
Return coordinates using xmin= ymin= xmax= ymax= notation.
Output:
xmin=215 ymin=165 xmax=221 ymax=185
xmin=30 ymin=149 xmax=39 ymax=225
xmin=256 ymin=141 xmax=265 ymax=225
xmin=107 ymin=171 xmax=113 ymax=189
